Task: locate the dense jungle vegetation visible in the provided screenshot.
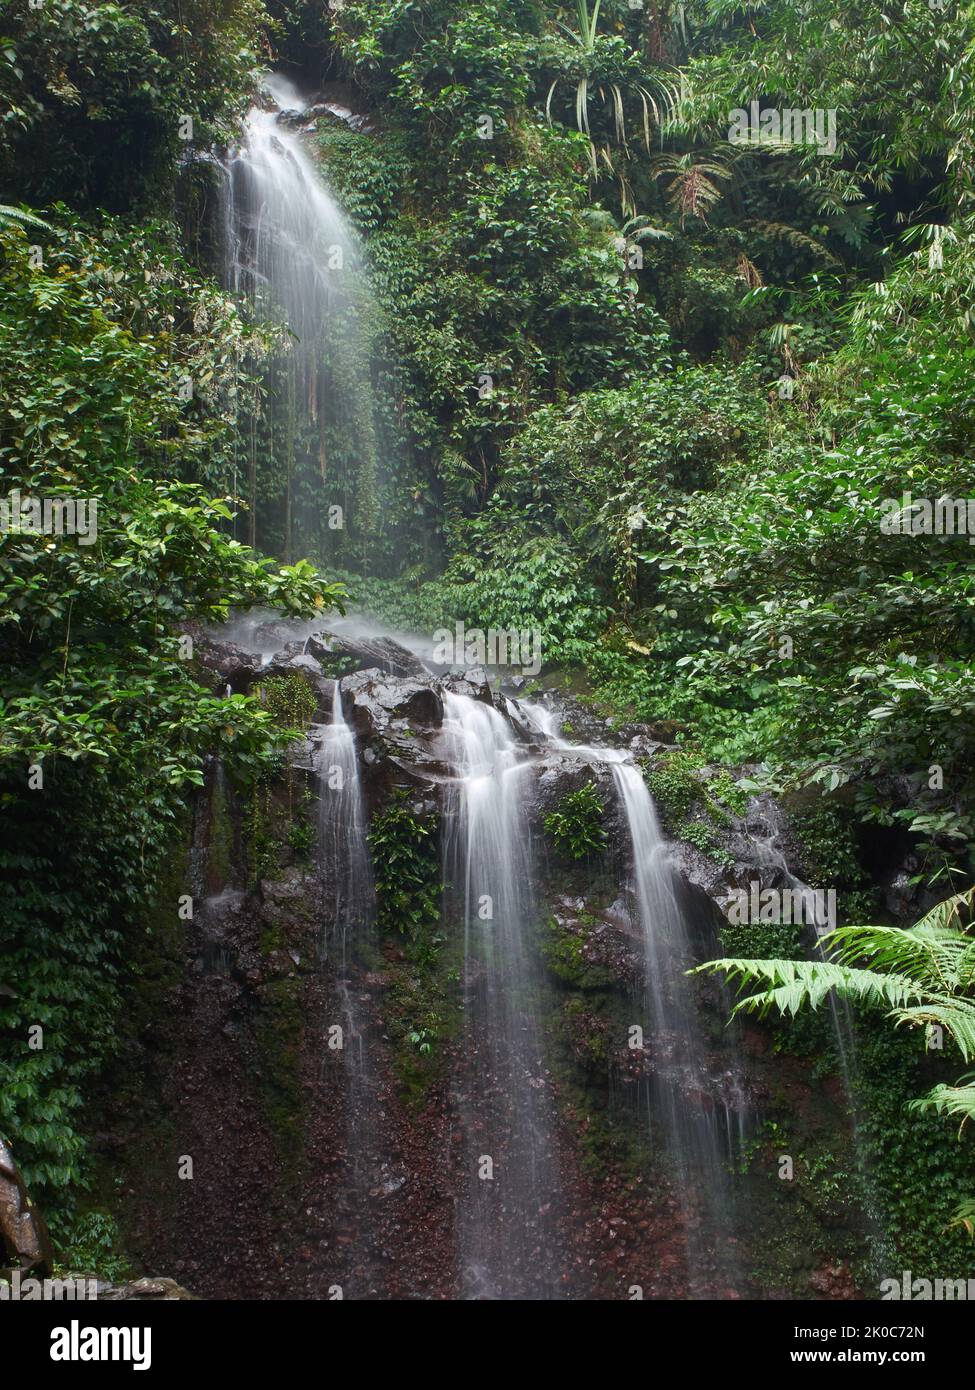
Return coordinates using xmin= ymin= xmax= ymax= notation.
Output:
xmin=1 ymin=0 xmax=974 ymax=1291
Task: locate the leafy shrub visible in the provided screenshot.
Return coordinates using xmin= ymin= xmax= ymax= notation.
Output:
xmin=544 ymin=782 xmax=607 ymax=860
xmin=369 ymin=792 xmax=441 ymax=937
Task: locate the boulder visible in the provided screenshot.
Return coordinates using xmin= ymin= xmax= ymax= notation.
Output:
xmin=340 ymin=669 xmax=450 ymax=792
xmin=307 ymin=631 xmax=427 ymax=679
xmin=0 ymin=1138 xmax=53 ymax=1277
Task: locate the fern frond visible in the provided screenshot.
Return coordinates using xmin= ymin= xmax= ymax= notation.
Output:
xmin=829 ymin=921 xmax=973 ymax=991
xmin=695 ymin=957 xmax=925 ymax=1019
xmin=912 ymin=1076 xmax=975 ymax=1125
xmin=894 ymin=1000 xmax=975 ymax=1061
xmin=0 ymin=205 xmax=52 ymax=233
xmin=946 ymin=1197 xmax=975 ymax=1239
xmin=745 ymin=219 xmax=840 ymax=265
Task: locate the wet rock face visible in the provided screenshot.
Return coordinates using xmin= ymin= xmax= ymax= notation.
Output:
xmin=195 ymin=638 xmax=264 ymax=694
xmin=94 ymin=614 xmax=876 ymax=1300
xmin=339 ymin=668 xmax=449 ymax=797
xmin=188 ymin=616 xmax=849 ymax=954
xmin=306 ymin=632 xmax=426 ymax=680
xmin=0 ymin=1139 xmax=53 ymax=1277
xmin=548 ymin=894 xmax=645 ymax=991
xmin=342 ymin=669 xmax=444 ymax=739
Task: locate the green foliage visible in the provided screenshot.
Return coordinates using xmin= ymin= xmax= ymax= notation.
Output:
xmin=373 ymin=790 xmax=456 ymax=1097
xmin=260 ymin=674 xmax=317 ymax=733
xmin=0 ymin=208 xmax=342 ymax=1210
xmin=3 ymin=0 xmax=975 ymax=1281
xmin=644 ymin=750 xmax=704 ymax=828
xmin=544 ymin=781 xmax=607 ymax=860
xmin=676 ymin=0 xmax=975 ymax=212
xmin=368 ymin=791 xmax=441 ymax=938
xmin=317 ymin=6 xmax=672 ymax=574
xmin=793 ymin=800 xmax=864 ymax=890
xmin=719 ymin=917 xmax=805 ymax=962
xmin=544 ymin=0 xmax=674 ymax=185
xmin=0 ymin=204 xmax=50 ymax=231
xmin=701 ymin=888 xmax=975 ymax=1242
xmin=0 ymin=0 xmax=267 ymax=210
xmin=675 ymin=815 xmax=733 ymax=866
xmin=56 ymin=1208 xmax=128 ymax=1280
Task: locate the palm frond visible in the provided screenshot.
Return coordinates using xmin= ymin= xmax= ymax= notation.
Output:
xmin=745 ymin=219 xmax=840 ymax=266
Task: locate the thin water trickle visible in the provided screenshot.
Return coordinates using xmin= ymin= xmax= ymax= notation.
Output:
xmin=743 ymin=808 xmax=885 ymax=1237
xmin=318 ymin=680 xmax=371 ymax=968
xmin=317 ymin=681 xmax=376 ymax=1216
xmin=520 ymin=698 xmax=742 ymax=1291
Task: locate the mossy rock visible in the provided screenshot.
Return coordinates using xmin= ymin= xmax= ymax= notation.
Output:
xmin=543 ymin=917 xmax=617 ymax=989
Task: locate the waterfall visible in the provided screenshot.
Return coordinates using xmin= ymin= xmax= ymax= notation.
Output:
xmin=222 ymin=73 xmax=379 ymax=563
xmin=440 ymin=691 xmax=564 ymax=1299
xmin=317 ymin=681 xmax=376 ymax=1235
xmin=225 ymin=76 xmax=357 ymax=401
xmin=609 ymin=761 xmax=740 ymax=1289
xmin=520 ymin=700 xmax=741 ymax=1291
xmin=318 ymin=680 xmax=371 ymax=967
xmin=745 ymin=811 xmax=860 ymax=1083
xmin=744 ymin=808 xmax=886 ymax=1245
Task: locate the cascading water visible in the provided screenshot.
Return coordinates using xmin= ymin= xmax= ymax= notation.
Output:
xmin=440 ymin=692 xmax=564 ymax=1299
xmin=520 ymin=701 xmax=742 ymax=1292
xmin=225 ymin=75 xmax=357 ymax=405
xmin=317 ymin=681 xmax=377 ymax=1235
xmin=222 ymin=74 xmax=379 ymax=563
xmin=609 ymin=759 xmax=741 ymax=1289
xmin=743 ymin=808 xmax=887 ymax=1244
xmin=318 ymin=680 xmax=371 ymax=970
xmin=744 ymin=809 xmax=859 ymax=1082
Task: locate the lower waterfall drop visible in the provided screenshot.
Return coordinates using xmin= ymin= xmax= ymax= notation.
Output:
xmin=317 ymin=679 xmax=377 ymax=1243
xmin=521 ymin=699 xmax=742 ymax=1293
xmin=440 ymin=690 xmax=564 ymax=1299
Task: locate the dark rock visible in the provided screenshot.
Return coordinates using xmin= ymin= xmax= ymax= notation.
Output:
xmin=441 ymin=670 xmax=493 ymax=704
xmin=0 ymin=1138 xmax=53 ymax=1277
xmin=307 ymin=631 xmax=426 ymax=679
xmin=340 ymin=669 xmax=450 ymax=793
xmin=195 ymin=638 xmax=264 ymax=693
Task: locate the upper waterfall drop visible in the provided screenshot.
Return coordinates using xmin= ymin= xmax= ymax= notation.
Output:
xmin=221 ymin=72 xmax=383 ymax=565
xmin=224 ymin=75 xmax=360 ymax=402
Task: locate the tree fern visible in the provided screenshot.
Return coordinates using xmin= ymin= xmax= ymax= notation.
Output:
xmin=697 ymin=887 xmax=975 ymax=1235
